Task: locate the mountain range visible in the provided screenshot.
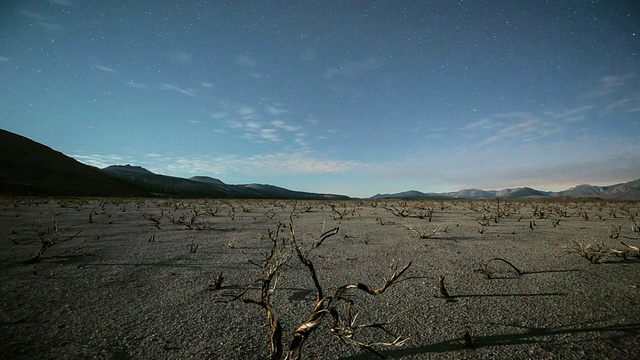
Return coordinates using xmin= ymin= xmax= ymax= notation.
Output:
xmin=371 ymin=181 xmax=640 ymax=200
xmin=1 ymin=129 xmax=639 ymax=200
xmin=0 ymin=129 xmax=347 ymax=199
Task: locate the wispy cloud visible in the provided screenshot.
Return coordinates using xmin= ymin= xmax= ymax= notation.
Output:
xmin=94 ymin=64 xmax=116 ymax=73
xmin=201 ymin=82 xmax=213 ymax=88
xmin=464 ymin=111 xmax=566 ymax=145
xmin=260 ymin=129 xmax=280 ymax=142
xmin=324 ymin=57 xmax=380 ymax=78
xmin=161 ymin=153 xmax=362 ymax=176
xmin=604 ymin=95 xmax=640 ymax=114
xmin=22 ymin=11 xmax=62 ymax=32
xmin=462 ymin=117 xmax=503 ymax=131
xmin=271 ymin=120 xmax=298 ymax=131
xmin=540 ymin=105 xmax=595 ymax=123
xmin=50 ymin=0 xmax=73 ymax=6
xmin=245 ymin=121 xmax=261 ymax=130
xmin=266 ymin=105 xmax=286 ymax=115
xmin=294 ymin=132 xmax=308 ymax=148
xmin=584 ymin=73 xmax=637 ymax=98
xmin=238 ymin=107 xmax=259 ymax=120
xmin=168 ymin=51 xmax=192 ymax=65
xmin=299 ymin=48 xmax=315 ymax=61
xmin=0 ymin=56 xmax=10 ymax=62
xmin=236 ymin=54 xmax=257 ymax=67
xmin=218 ymin=102 xmax=307 ymax=145
xmin=160 ymin=83 xmax=196 ymax=97
xmin=210 ymin=112 xmax=228 ymax=119
xmin=70 ymin=154 xmax=126 ymax=168
xmin=125 ymin=80 xmax=147 ymax=89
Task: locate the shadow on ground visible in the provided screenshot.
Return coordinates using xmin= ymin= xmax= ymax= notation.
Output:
xmin=341 ymin=322 xmax=640 ymax=359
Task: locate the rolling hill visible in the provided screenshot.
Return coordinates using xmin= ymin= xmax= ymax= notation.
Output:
xmin=103 ymin=165 xmax=349 ymax=200
xmin=1 ymin=129 xmax=638 ymax=200
xmin=0 ymin=129 xmax=149 ymax=197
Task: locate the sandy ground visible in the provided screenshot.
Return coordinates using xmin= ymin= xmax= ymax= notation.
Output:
xmin=1 ymin=197 xmax=639 ymax=359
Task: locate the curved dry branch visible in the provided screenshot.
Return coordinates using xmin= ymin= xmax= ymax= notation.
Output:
xmin=474 ymin=258 xmax=522 ymax=279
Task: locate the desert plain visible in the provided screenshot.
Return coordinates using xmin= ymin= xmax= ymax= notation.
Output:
xmin=1 ymin=197 xmax=639 ymax=359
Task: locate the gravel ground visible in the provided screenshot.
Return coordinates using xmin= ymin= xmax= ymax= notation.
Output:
xmin=1 ymin=198 xmax=639 ymax=359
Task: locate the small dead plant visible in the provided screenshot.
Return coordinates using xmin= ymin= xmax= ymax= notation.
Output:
xmin=190 ymin=238 xmax=199 ymax=253
xmin=437 ymin=275 xmax=451 ymax=299
xmin=562 ymin=237 xmax=609 ymax=264
xmin=209 ymin=272 xmax=224 ymax=290
xmin=607 ymin=223 xmax=622 ymax=239
xmin=406 ymin=223 xmax=450 ymax=239
xmin=26 ymin=219 xmax=82 ymax=264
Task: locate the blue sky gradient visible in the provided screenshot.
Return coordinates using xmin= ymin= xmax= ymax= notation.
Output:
xmin=1 ymin=1 xmax=639 ymax=197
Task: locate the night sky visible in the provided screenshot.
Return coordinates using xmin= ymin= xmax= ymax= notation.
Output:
xmin=1 ymin=1 xmax=639 ymax=197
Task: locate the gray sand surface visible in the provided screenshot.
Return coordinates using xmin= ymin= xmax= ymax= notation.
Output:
xmin=1 ymin=198 xmax=639 ymax=359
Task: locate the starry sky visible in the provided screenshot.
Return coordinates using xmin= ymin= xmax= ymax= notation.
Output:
xmin=1 ymin=1 xmax=639 ymax=197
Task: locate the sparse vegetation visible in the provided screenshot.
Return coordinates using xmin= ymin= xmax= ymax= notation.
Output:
xmin=563 ymin=237 xmax=609 ymax=264
xmin=26 ymin=219 xmax=82 ymax=263
xmin=406 ymin=223 xmax=450 ymax=239
xmin=215 ymin=219 xmax=411 ymax=359
xmin=209 ymin=272 xmax=224 ymax=290
xmin=2 ymin=197 xmax=639 ymax=358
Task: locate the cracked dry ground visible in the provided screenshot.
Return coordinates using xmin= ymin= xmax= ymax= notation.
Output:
xmin=1 ymin=198 xmax=639 ymax=359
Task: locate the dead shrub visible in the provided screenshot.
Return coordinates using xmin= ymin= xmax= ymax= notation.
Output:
xmin=563 ymin=237 xmax=609 ymax=264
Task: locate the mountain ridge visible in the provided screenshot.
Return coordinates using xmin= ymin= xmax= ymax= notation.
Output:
xmin=0 ymin=129 xmax=149 ymax=197
xmin=1 ymin=129 xmax=638 ymax=200
xmin=371 ymin=181 xmax=640 ymax=200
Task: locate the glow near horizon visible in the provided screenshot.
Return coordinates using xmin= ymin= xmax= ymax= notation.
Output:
xmin=1 ymin=1 xmax=639 ymax=197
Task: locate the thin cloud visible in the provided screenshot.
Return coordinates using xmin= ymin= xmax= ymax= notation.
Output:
xmin=324 ymin=57 xmax=380 ymax=78
xmin=160 ymin=83 xmax=196 ymax=97
xmin=245 ymin=121 xmax=261 ymax=130
xmin=161 ymin=153 xmax=362 ymax=176
xmin=266 ymin=105 xmax=286 ymax=115
xmin=169 ymin=51 xmax=192 ymax=65
xmin=481 ymin=118 xmax=560 ymax=145
xmin=604 ymin=95 xmax=640 ymax=114
xmin=0 ymin=56 xmax=10 ymax=62
xmin=584 ymin=73 xmax=637 ymax=98
xmin=238 ymin=107 xmax=259 ymax=120
xmin=210 ymin=112 xmax=228 ymax=119
xmin=464 ymin=112 xmax=564 ymax=145
xmin=546 ymin=105 xmax=594 ymax=122
xmin=94 ymin=64 xmax=117 ymax=73
xmin=70 ymin=154 xmax=125 ymax=168
xmin=125 ymin=80 xmax=147 ymax=89
xmin=237 ymin=54 xmax=257 ymax=67
xmin=299 ymin=48 xmax=315 ymax=61
xmin=22 ymin=11 xmax=62 ymax=31
xmin=201 ymin=82 xmax=213 ymax=88
xmin=227 ymin=120 xmax=243 ymax=129
xmin=260 ymin=129 xmax=280 ymax=142
xmin=50 ymin=0 xmax=73 ymax=6
xmin=271 ymin=120 xmax=298 ymax=131
xmin=294 ymin=132 xmax=309 ymax=148
xmin=462 ymin=117 xmax=503 ymax=131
